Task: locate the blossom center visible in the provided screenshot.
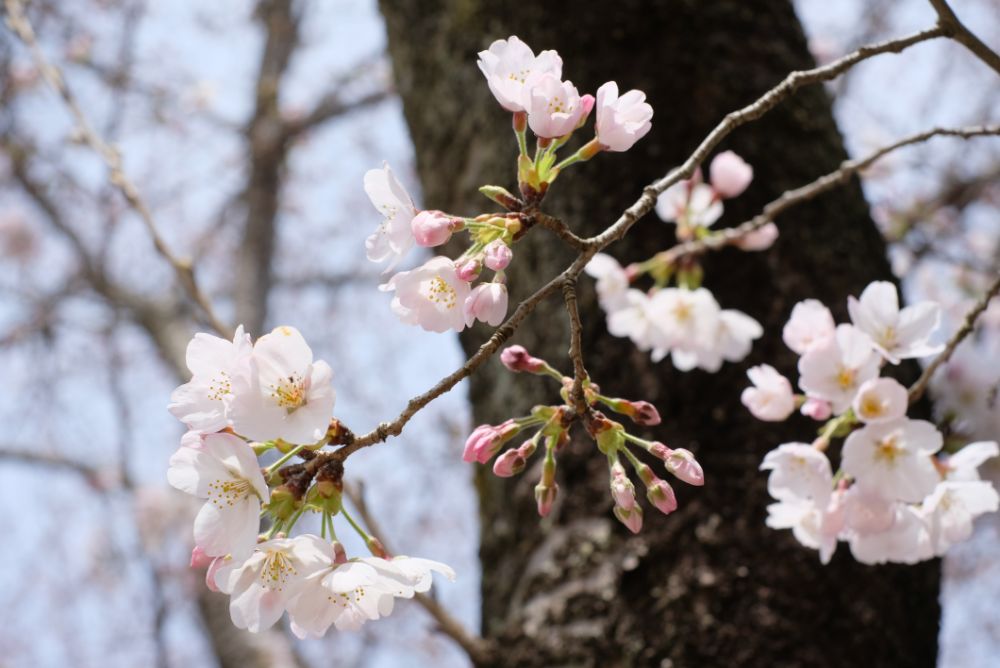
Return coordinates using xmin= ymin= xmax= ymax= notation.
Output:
xmin=873 ymin=436 xmax=902 ymax=465
xmin=424 ymin=276 xmax=457 ymax=309
xmin=270 ymin=374 xmax=307 ymax=411
xmin=836 ymin=366 xmax=856 ymax=390
xmin=260 ymin=550 xmax=297 ymax=591
xmin=208 ymin=477 xmax=252 ymax=507
xmin=860 ymin=395 xmax=885 ymax=417
xmin=207 ymin=371 xmax=232 ymax=401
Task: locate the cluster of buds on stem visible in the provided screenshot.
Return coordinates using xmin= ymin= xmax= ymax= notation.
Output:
xmin=463 ymin=345 xmax=704 ymax=529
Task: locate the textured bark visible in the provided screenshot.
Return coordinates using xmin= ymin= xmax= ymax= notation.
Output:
xmin=380 ymin=1 xmax=941 ymax=666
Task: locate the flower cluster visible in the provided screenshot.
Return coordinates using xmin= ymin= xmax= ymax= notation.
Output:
xmin=742 ymin=281 xmax=999 ymax=563
xmin=167 ymin=326 xmax=454 ymax=635
xmin=464 ymin=345 xmax=704 ymax=532
xmin=584 ymin=152 xmax=771 ymax=372
xmin=365 ymin=36 xmax=653 ymax=333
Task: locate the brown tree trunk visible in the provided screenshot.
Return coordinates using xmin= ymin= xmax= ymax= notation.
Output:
xmin=380 ymin=1 xmax=941 ymax=665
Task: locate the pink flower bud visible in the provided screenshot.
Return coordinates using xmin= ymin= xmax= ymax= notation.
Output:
xmin=646 ymin=478 xmax=678 ymax=515
xmin=648 ymin=441 xmax=671 ymax=461
xmin=455 ymin=259 xmax=482 ymax=282
xmin=665 ymin=448 xmax=704 ymax=486
xmin=462 ymin=420 xmax=519 ymax=463
xmin=610 ymin=466 xmax=637 ymax=510
xmin=366 ymin=537 xmax=389 ymax=558
xmin=734 ymin=222 xmax=778 ymax=251
xmin=709 ymin=150 xmax=753 ymax=198
xmin=500 ymin=345 xmax=548 ymax=373
xmin=605 ymin=397 xmax=661 ymax=425
xmin=801 ymin=397 xmax=833 ymax=421
xmin=332 ymin=541 xmax=348 ymax=564
xmin=535 ymin=483 xmax=558 ymax=517
xmin=483 ymin=239 xmax=513 ymax=271
xmin=493 ymin=449 xmax=526 ymax=477
xmin=464 ymin=282 xmax=509 ymax=327
xmin=412 ymin=210 xmax=460 ymax=247
xmin=613 ymin=504 xmax=643 ymax=533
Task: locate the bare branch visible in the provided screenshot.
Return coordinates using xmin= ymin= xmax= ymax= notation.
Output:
xmin=4 ymin=0 xmax=232 ymax=338
xmin=929 ymin=0 xmax=1000 ymax=75
xmin=908 ymin=272 xmax=1000 ymax=404
xmin=562 ymin=276 xmax=588 ymax=413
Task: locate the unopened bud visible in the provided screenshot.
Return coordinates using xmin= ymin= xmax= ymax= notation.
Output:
xmin=576 ymin=94 xmax=595 ymax=129
xmin=603 ymin=397 xmax=661 ymax=426
xmin=501 ymin=345 xmax=548 ymax=374
xmin=801 ymin=397 xmax=832 ymax=421
xmin=483 ymin=239 xmax=513 ymax=271
xmin=479 ymin=184 xmax=522 ymax=211
xmin=267 ymin=486 xmax=298 ymax=520
xmin=535 ymin=483 xmax=558 ymax=517
xmin=613 ymin=504 xmax=643 ymax=533
xmin=646 ymin=478 xmax=678 ymax=515
xmin=492 ymin=449 xmax=526 ymax=477
xmin=609 ymin=463 xmax=637 ymax=511
xmin=462 ymin=420 xmax=520 ymax=464
xmin=332 ymin=541 xmax=348 ymax=564
xmin=665 ymin=448 xmax=704 ymax=486
xmin=412 ymin=210 xmax=461 ymax=247
xmin=455 ymin=258 xmax=482 ymax=282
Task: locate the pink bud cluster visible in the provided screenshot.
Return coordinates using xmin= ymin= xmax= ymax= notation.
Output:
xmin=742 ymin=281 xmax=999 ymax=564
xmin=462 ymin=345 xmax=704 ymax=529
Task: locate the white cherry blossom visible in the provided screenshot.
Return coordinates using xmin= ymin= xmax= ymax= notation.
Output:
xmin=847 ymin=280 xmax=942 ymax=363
xmin=944 ymin=441 xmax=999 ymax=481
xmin=229 ymin=326 xmax=336 ymax=445
xmin=464 ymin=282 xmax=508 ymax=327
xmin=742 ymin=365 xmax=796 ymax=421
xmin=168 ymin=325 xmax=252 ymax=433
xmin=798 ymin=324 xmax=880 ymax=414
xmin=526 ymin=74 xmax=584 ymax=139
xmin=477 ymin=36 xmax=562 ymax=112
xmin=841 ymin=418 xmax=943 ymax=503
xmin=852 ymin=377 xmax=908 ymax=424
xmin=215 ymin=535 xmax=331 ymax=633
xmin=364 ymin=163 xmax=418 ymax=273
xmin=655 ymin=179 xmax=722 ymax=228
xmin=848 ymin=503 xmax=932 ymax=565
xmin=760 ymin=443 xmax=832 ymax=502
xmin=594 ymin=81 xmax=653 ymax=152
xmin=782 ymin=299 xmax=835 ymax=355
xmin=584 ymin=253 xmax=630 ymax=311
xmin=167 ymin=432 xmax=269 ymax=558
xmin=647 ymin=287 xmax=720 ymax=362
xmin=606 ymin=289 xmax=657 ymax=351
xmin=381 ymin=256 xmax=472 ymax=333
xmin=921 ymin=480 xmax=999 ymax=555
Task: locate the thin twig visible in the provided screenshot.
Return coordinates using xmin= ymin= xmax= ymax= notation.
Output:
xmin=908 ymin=272 xmax=1000 ymax=404
xmin=659 ymin=125 xmax=1000 ymax=264
xmin=4 ymin=0 xmax=232 ymax=338
xmin=929 ymin=0 xmax=1000 ymax=75
xmin=562 ymin=276 xmax=589 ymax=413
xmin=344 ymin=484 xmax=494 ymax=665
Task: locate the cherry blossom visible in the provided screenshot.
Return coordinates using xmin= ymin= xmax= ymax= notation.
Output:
xmin=594 ymin=81 xmax=653 ymax=152
xmin=584 ymin=253 xmax=630 ymax=310
xmin=800 ymin=397 xmax=832 ymax=421
xmin=841 ymin=418 xmax=943 ymax=503
xmin=676 ymin=309 xmax=761 ymax=372
xmin=708 ymin=150 xmax=754 ymax=198
xmin=921 ymin=480 xmax=999 ymax=555
xmin=607 ymin=289 xmax=657 ymax=351
xmin=852 ymin=377 xmax=908 ymax=424
xmin=167 ymin=432 xmax=269 ymax=558
xmin=944 ymin=440 xmax=999 ymax=481
xmin=168 ymin=325 xmax=252 ymax=433
xmin=477 ymin=36 xmax=562 ymax=112
xmin=364 ymin=163 xmax=418 ymax=273
xmin=733 ymin=222 xmax=779 ymax=251
xmin=229 ymin=326 xmax=336 ymax=445
xmin=647 ymin=287 xmax=721 ymax=362
xmin=798 ymin=324 xmax=880 ymax=414
xmin=215 ymin=534 xmax=331 ymax=633
xmin=741 ymin=364 xmax=796 ymax=421
xmin=760 ymin=443 xmax=832 ymax=502
xmin=847 ymin=280 xmax=942 ymax=363
xmin=848 ymin=504 xmax=932 ymax=565
xmin=782 ymin=299 xmax=835 ymax=355
xmin=655 ymin=178 xmax=723 ymax=228
xmin=526 ymin=74 xmax=585 ymax=139
xmin=381 ymin=256 xmax=472 ymax=332
xmin=765 ymin=490 xmax=842 ymax=564
xmin=464 ymin=282 xmax=509 ymax=327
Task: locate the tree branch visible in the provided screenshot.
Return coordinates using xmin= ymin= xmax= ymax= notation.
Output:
xmin=4 ymin=0 xmax=232 ymax=338
xmin=908 ymin=272 xmax=1000 ymax=404
xmin=929 ymin=0 xmax=1000 ymax=75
